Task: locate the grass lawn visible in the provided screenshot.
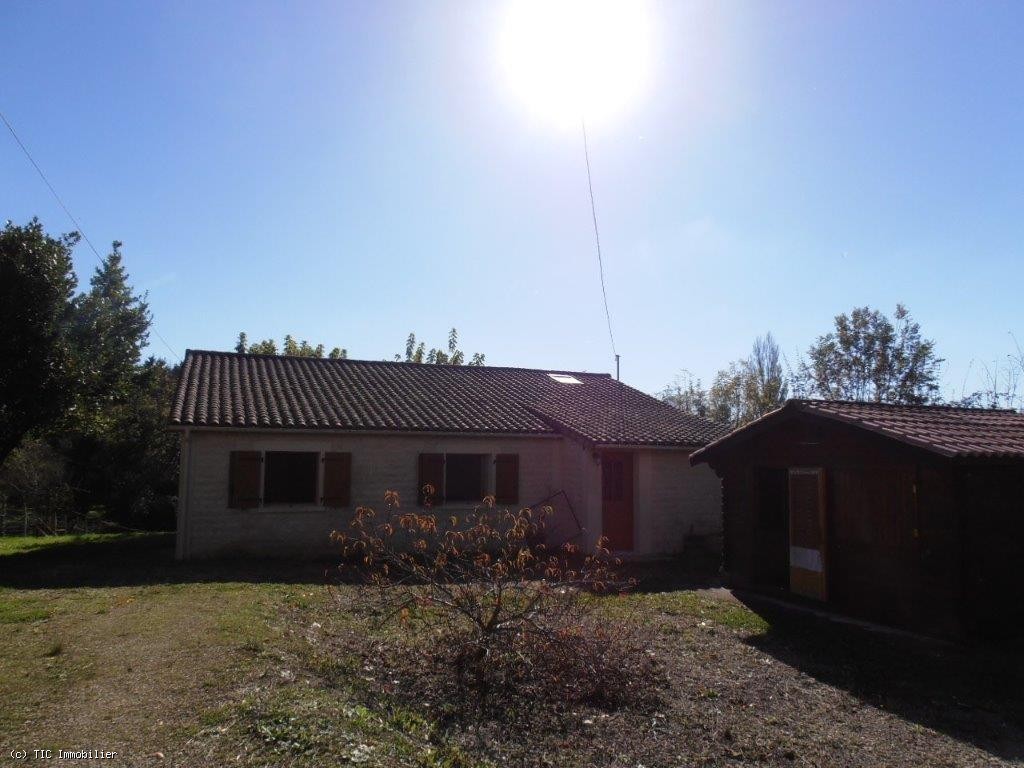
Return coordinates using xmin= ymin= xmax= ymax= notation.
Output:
xmin=0 ymin=533 xmax=151 ymax=557
xmin=1 ymin=534 xmax=1021 ymax=767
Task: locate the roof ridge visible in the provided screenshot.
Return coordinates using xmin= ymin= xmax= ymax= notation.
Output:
xmin=792 ymin=398 xmax=1022 ymax=414
xmin=184 ymin=349 xmax=613 ymax=379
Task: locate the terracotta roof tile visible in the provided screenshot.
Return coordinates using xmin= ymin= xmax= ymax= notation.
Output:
xmin=170 ymin=350 xmax=726 ymax=448
xmin=798 ymin=400 xmax=1024 ymax=458
xmin=692 ymin=399 xmax=1024 ymax=462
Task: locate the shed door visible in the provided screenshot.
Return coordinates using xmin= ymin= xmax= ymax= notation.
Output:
xmin=788 ymin=468 xmax=827 ymax=601
xmin=601 ymin=452 xmax=634 ymax=551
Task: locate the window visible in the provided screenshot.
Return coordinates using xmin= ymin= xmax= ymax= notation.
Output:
xmin=418 ymin=453 xmax=491 ymax=506
xmin=264 ymin=451 xmax=318 ymax=505
xmin=445 ymin=454 xmax=486 ymax=503
xmin=548 ymin=373 xmax=582 ymax=384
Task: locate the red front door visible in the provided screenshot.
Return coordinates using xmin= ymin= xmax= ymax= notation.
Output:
xmin=601 ymin=452 xmax=634 ymax=551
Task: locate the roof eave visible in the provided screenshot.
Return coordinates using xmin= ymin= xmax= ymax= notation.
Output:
xmin=689 ymin=403 xmax=795 ymax=466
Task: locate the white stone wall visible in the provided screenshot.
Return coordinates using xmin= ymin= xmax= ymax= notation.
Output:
xmin=177 ymin=430 xmax=561 ymax=558
xmin=175 ymin=429 xmax=723 ymax=560
xmin=553 ymin=438 xmax=602 ymax=549
xmin=633 ymin=450 xmax=722 ymax=557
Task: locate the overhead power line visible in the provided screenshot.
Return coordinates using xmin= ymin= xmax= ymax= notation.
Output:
xmin=580 ymin=118 xmax=618 ymax=371
xmin=1 ymin=109 xmax=181 ymax=363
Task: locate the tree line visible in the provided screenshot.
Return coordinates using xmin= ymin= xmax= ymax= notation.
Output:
xmin=3 ymin=217 xmax=1020 ymax=534
xmin=232 ymin=327 xmax=485 ymax=366
xmin=661 ymin=304 xmax=1021 ymax=428
xmin=1 ymin=218 xmax=486 ymax=534
xmin=1 ymin=219 xmax=177 ymax=533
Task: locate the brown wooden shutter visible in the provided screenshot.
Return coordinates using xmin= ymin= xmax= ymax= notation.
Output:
xmin=418 ymin=453 xmax=445 ymax=506
xmin=494 ymin=454 xmax=519 ymax=505
xmin=322 ymin=452 xmax=352 ymax=508
xmin=229 ymin=451 xmax=262 ymax=509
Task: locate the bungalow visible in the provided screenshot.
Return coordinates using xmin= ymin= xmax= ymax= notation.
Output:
xmin=170 ymin=350 xmax=726 ymax=560
xmin=690 ymin=399 xmax=1024 ymax=640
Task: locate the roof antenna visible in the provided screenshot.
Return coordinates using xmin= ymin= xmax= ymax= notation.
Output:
xmin=615 ymin=354 xmax=620 ymax=381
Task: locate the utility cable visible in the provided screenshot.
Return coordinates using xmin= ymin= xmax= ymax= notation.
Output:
xmin=581 ymin=118 xmax=617 ymax=360
xmin=1 ymin=109 xmax=181 ymax=363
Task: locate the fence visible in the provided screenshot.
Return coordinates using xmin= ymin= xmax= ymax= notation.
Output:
xmin=0 ymin=504 xmax=107 ymax=537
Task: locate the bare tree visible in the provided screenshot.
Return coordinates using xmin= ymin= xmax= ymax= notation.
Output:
xmin=744 ymin=332 xmax=789 ymax=419
xmin=952 ymin=334 xmax=1024 ymax=410
xmin=663 ymin=334 xmax=789 ymax=428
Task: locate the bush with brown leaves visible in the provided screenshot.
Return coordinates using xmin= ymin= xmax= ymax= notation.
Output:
xmin=331 ymin=489 xmax=661 ymax=714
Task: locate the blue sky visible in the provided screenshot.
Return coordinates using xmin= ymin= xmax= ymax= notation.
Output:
xmin=2 ymin=1 xmax=1022 ymax=397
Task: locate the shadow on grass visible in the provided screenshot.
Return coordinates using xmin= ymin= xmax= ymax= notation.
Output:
xmin=736 ymin=592 xmax=1024 ymax=761
xmin=626 ymin=564 xmax=723 ymax=593
xmin=0 ymin=533 xmax=335 ymax=589
xmin=0 ymin=535 xmax=713 ymax=593
xmin=623 ymin=539 xmax=725 ymax=594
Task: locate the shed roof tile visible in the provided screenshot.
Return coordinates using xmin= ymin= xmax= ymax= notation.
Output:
xmin=691 ymin=399 xmax=1024 ymax=462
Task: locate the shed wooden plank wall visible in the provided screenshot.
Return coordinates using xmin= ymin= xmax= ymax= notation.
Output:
xmin=712 ymin=414 xmax=968 ymax=638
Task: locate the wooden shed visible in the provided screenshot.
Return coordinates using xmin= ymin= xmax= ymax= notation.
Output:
xmin=690 ymin=400 xmax=1024 ymax=641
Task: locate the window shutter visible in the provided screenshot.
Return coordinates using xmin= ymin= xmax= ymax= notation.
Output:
xmin=229 ymin=451 xmax=262 ymax=509
xmin=418 ymin=453 xmax=445 ymax=506
xmin=494 ymin=454 xmax=519 ymax=505
xmin=322 ymin=452 xmax=352 ymax=508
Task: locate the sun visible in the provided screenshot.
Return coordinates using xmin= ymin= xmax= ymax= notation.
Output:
xmin=498 ymin=0 xmax=653 ymax=129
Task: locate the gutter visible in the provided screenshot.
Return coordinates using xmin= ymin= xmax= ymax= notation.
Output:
xmin=593 ymin=443 xmax=703 ymax=452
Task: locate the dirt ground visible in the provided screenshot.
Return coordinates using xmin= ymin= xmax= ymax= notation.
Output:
xmin=244 ymin=589 xmax=1021 ymax=768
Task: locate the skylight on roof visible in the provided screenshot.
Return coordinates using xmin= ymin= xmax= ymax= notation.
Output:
xmin=548 ymin=373 xmax=582 ymax=384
